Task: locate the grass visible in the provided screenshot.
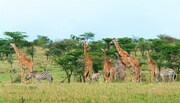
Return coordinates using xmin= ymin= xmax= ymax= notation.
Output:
xmin=0 ymin=82 xmax=180 ymax=103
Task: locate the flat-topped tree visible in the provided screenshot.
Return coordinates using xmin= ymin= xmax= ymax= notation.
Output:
xmin=4 ymin=32 xmax=28 ymax=47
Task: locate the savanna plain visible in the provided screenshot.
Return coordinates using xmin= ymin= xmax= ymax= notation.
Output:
xmin=0 ymin=47 xmax=179 ymax=103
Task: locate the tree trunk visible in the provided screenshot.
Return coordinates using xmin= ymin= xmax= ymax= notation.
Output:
xmin=79 ymin=75 xmax=82 ymax=82
xmin=141 ymin=51 xmax=145 ymax=56
xmin=10 ymin=63 xmax=13 ymax=69
xmin=178 ymin=68 xmax=180 ymax=81
xmin=31 ymin=55 xmax=34 ymax=62
xmin=46 ymin=55 xmax=49 ymax=61
xmin=68 ymin=75 xmax=71 ymax=83
xmin=61 ymin=77 xmax=68 ymax=83
xmin=68 ymin=70 xmax=73 ymax=83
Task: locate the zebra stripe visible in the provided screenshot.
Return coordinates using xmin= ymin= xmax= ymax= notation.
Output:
xmin=89 ymin=73 xmax=100 ymax=84
xmin=160 ymin=68 xmax=176 ymax=82
xmin=26 ymin=72 xmax=53 ymax=83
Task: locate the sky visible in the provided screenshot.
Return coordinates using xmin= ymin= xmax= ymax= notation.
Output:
xmin=0 ymin=0 xmax=180 ymax=41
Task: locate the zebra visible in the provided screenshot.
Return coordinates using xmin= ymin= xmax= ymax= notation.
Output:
xmin=26 ymin=72 xmax=53 ymax=83
xmin=89 ymin=73 xmax=100 ymax=84
xmin=160 ymin=68 xmax=176 ymax=82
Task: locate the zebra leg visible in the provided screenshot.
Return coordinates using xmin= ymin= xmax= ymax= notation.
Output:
xmin=89 ymin=78 xmax=92 ymax=84
xmin=162 ymin=77 xmax=165 ymax=82
xmin=48 ymin=77 xmax=53 ymax=83
xmin=169 ymin=75 xmax=173 ymax=82
xmin=20 ymin=67 xmax=26 ymax=83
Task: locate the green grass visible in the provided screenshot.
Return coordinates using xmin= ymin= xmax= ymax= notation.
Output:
xmin=0 ymin=82 xmax=180 ymax=103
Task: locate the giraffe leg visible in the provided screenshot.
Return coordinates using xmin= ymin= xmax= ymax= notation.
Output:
xmin=127 ymin=67 xmax=132 ymax=82
xmin=20 ymin=67 xmax=24 ymax=83
xmin=152 ymin=69 xmax=155 ymax=83
xmin=83 ymin=70 xmax=89 ymax=83
xmin=104 ymin=75 xmax=108 ymax=83
xmin=103 ymin=75 xmax=106 ymax=82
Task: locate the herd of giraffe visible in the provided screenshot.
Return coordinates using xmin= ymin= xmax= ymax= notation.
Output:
xmin=9 ymin=38 xmax=177 ymax=84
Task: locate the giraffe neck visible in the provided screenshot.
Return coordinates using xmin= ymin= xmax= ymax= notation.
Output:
xmin=116 ymin=53 xmax=120 ymax=60
xmin=113 ymin=39 xmax=126 ymax=57
xmin=83 ymin=40 xmax=89 ymax=61
xmin=12 ymin=45 xmax=25 ymax=60
xmin=103 ymin=50 xmax=108 ymax=62
xmin=147 ymin=52 xmax=155 ymax=64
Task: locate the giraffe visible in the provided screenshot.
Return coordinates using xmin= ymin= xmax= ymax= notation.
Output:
xmin=114 ymin=52 xmax=126 ymax=81
xmin=83 ymin=40 xmax=93 ymax=82
xmin=147 ymin=51 xmax=159 ymax=83
xmin=10 ymin=43 xmax=33 ymax=83
xmin=110 ymin=38 xmax=142 ymax=82
xmin=101 ymin=48 xmax=115 ymax=82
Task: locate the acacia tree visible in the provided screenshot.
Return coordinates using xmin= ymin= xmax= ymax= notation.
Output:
xmin=117 ymin=37 xmax=136 ymax=54
xmin=103 ymin=38 xmax=113 ymax=49
xmin=4 ymin=32 xmax=28 ymax=47
xmin=26 ymin=42 xmax=36 ymax=62
xmin=0 ymin=39 xmax=13 ymax=59
xmin=132 ymin=35 xmax=139 ymax=56
xmin=33 ymin=35 xmax=52 ymax=48
xmin=7 ymin=54 xmax=13 ymax=69
xmin=136 ymin=38 xmax=151 ymax=56
xmin=80 ymin=32 xmax=95 ymax=42
xmin=57 ymin=50 xmax=82 ymax=83
xmin=158 ymin=34 xmax=177 ymax=43
xmin=49 ymin=39 xmax=82 ymax=83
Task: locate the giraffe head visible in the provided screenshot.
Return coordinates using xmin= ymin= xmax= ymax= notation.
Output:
xmin=10 ymin=43 xmax=16 ymax=48
xmin=115 ymin=52 xmax=120 ymax=60
xmin=82 ymin=39 xmax=86 ymax=45
xmin=109 ymin=38 xmax=116 ymax=49
xmin=115 ymin=52 xmax=119 ymax=56
xmin=101 ymin=48 xmax=107 ymax=53
xmin=147 ymin=49 xmax=153 ymax=55
xmin=87 ymin=47 xmax=91 ymax=52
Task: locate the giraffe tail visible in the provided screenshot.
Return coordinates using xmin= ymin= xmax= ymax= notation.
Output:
xmin=174 ymin=73 xmax=176 ymax=80
xmin=51 ymin=77 xmax=53 ymax=82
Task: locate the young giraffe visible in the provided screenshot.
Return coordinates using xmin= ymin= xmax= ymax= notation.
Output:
xmin=147 ymin=51 xmax=159 ymax=83
xmin=10 ymin=43 xmax=33 ymax=83
xmin=101 ymin=48 xmax=115 ymax=82
xmin=110 ymin=38 xmax=142 ymax=82
xmin=83 ymin=40 xmax=93 ymax=82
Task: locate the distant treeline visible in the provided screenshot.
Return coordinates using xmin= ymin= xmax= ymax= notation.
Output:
xmin=0 ymin=32 xmax=179 ymax=82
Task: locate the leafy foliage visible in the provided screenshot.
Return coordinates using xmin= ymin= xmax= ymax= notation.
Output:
xmin=33 ymin=35 xmax=52 ymax=47
xmin=0 ymin=31 xmax=180 ymax=81
xmin=80 ymin=32 xmax=95 ymax=41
